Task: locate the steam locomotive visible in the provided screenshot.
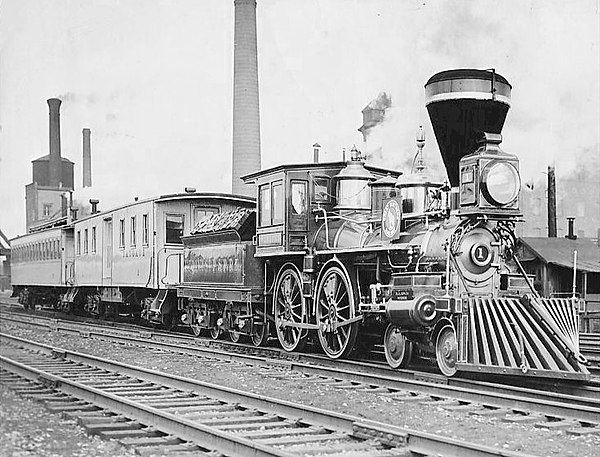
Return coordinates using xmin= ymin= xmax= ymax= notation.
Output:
xmin=11 ymin=69 xmax=590 ymax=380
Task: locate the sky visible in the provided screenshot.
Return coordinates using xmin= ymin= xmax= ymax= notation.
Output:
xmin=0 ymin=0 xmax=598 ymax=239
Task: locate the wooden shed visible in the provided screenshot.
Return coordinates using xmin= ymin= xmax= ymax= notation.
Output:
xmin=517 ymin=237 xmax=600 ymax=332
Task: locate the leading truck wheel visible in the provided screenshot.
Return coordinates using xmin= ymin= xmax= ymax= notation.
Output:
xmin=229 ymin=330 xmax=242 ymax=343
xmin=315 ymin=263 xmax=358 ymax=359
xmin=384 ymin=324 xmax=413 ymax=369
xmin=273 ymin=264 xmax=307 ymax=352
xmin=436 ymin=326 xmax=458 ymax=377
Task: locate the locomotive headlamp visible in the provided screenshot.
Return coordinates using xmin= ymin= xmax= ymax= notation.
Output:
xmin=457 ymin=134 xmax=521 ymax=216
xmin=481 ymin=161 xmax=520 ymax=206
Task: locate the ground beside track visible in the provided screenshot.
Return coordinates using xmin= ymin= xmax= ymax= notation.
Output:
xmin=0 ymin=386 xmax=136 ymax=457
xmin=1 ymin=318 xmax=599 ymax=457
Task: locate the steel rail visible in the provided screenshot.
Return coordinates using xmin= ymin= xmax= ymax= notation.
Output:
xmin=3 ymin=313 xmax=600 ymax=426
xmin=2 ymin=310 xmax=600 ymax=423
xmin=0 ymin=332 xmax=536 ymax=457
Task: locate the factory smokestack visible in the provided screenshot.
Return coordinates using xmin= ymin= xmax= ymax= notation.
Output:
xmin=48 ymin=98 xmax=62 ymax=187
xmin=232 ymin=0 xmax=261 ymax=197
xmin=82 ymin=128 xmax=92 ymax=188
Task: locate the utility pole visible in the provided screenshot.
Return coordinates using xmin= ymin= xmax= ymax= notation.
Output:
xmin=547 ymin=164 xmax=557 ymax=237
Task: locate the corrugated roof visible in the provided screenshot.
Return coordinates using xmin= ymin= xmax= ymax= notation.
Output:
xmin=520 ymin=237 xmax=600 ymax=273
xmin=191 ymin=208 xmax=254 ymax=234
xmin=0 ymin=229 xmax=10 ymax=250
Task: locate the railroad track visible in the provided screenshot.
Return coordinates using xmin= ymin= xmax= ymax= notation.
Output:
xmin=580 ymin=333 xmax=600 ymax=375
xmin=3 ymin=297 xmax=599 ymax=376
xmin=2 ymin=308 xmax=600 ymax=427
xmin=0 ymin=332 xmax=539 ymax=457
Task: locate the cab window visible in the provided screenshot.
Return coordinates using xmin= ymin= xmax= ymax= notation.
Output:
xmin=193 ymin=206 xmax=218 ymax=226
xmin=291 ymin=181 xmax=307 ymax=216
xmin=272 ymin=182 xmax=284 ymax=224
xmin=312 ymin=176 xmax=330 ymax=203
xmin=259 ymin=180 xmax=284 ymax=226
xmin=165 ymin=214 xmax=184 ymax=244
xmin=259 ymin=184 xmax=271 ymax=227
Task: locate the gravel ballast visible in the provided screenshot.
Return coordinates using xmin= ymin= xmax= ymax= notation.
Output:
xmin=1 ymin=321 xmax=599 ymax=457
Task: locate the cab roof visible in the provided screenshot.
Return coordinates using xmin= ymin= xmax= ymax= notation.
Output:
xmin=241 ymin=161 xmax=402 ymax=183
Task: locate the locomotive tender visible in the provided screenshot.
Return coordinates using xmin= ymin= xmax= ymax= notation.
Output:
xmin=11 ymin=69 xmax=590 ymax=380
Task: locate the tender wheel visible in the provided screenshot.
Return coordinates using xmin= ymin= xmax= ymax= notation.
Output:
xmin=209 ymin=327 xmax=221 ymax=340
xmin=315 ymin=264 xmax=359 ymax=359
xmin=436 ymin=326 xmax=458 ymax=377
xmin=384 ymin=324 xmax=413 ymax=369
xmin=229 ymin=329 xmax=244 ymax=343
xmin=273 ymin=264 xmax=307 ymax=352
xmin=251 ymin=320 xmax=269 ymax=347
xmin=189 ymin=309 xmax=203 ymax=337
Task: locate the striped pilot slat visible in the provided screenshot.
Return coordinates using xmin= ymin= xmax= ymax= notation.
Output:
xmin=508 ymin=300 xmax=564 ymax=371
xmin=463 ymin=297 xmax=585 ymax=374
xmin=485 ymin=300 xmax=517 ymax=367
xmin=538 ymin=298 xmax=579 ymax=348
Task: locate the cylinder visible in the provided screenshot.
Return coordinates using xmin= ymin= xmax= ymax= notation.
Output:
xmin=387 ymin=295 xmax=438 ymax=327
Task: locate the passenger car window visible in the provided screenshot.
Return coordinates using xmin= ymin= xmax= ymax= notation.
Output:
xmin=142 ymin=214 xmax=149 ymax=245
xmin=165 ymin=214 xmax=184 ymax=244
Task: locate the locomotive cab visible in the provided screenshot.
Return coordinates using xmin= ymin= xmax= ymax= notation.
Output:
xmin=242 ymin=158 xmax=400 ymax=256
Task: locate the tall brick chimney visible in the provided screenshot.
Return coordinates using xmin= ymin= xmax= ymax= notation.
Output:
xmin=82 ymin=128 xmax=92 ymax=188
xmin=232 ymin=0 xmax=261 ymax=197
xmin=48 ymin=98 xmax=62 ymax=187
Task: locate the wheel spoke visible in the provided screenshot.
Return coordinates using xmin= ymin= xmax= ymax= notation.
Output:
xmin=319 ymin=297 xmax=329 ymax=312
xmin=336 ymin=332 xmax=343 ymax=349
xmin=336 ymin=303 xmax=350 ymax=314
xmin=335 ymin=287 xmax=347 ymax=306
xmin=339 ymin=325 xmax=348 ymax=337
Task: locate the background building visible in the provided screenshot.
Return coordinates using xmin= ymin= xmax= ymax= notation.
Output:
xmin=0 ymin=229 xmax=10 ymax=291
xmin=25 ymin=98 xmax=74 ymax=232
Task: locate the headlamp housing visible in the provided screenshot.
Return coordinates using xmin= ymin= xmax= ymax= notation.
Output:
xmin=458 ymin=133 xmax=521 ymax=216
